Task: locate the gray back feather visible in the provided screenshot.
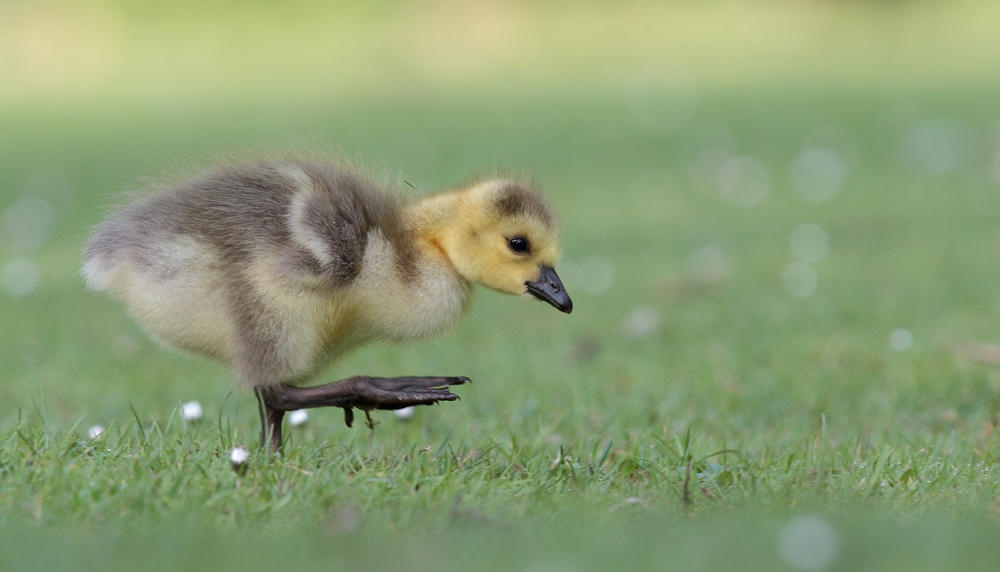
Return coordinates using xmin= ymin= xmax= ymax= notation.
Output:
xmin=84 ymin=159 xmax=415 ymax=289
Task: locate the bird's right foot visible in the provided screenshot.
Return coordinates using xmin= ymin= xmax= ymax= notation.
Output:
xmin=336 ymin=375 xmax=469 ymax=427
xmin=257 ymin=375 xmax=469 ymax=447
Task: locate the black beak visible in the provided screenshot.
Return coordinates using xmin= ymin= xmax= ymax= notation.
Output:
xmin=525 ymin=266 xmax=573 ymax=314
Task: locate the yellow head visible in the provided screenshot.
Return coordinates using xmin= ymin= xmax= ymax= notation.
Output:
xmin=436 ymin=178 xmax=572 ymax=313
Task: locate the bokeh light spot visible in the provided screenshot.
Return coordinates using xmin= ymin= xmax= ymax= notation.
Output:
xmin=900 ymin=118 xmax=978 ymax=176
xmin=110 ymin=334 xmax=140 ymax=362
xmin=890 ymin=328 xmax=914 ymax=351
xmin=782 ymin=261 xmax=817 ymax=298
xmin=778 ymin=515 xmax=838 ymax=571
xmin=687 ymin=244 xmax=731 ymax=285
xmin=561 ymin=256 xmax=615 ymax=296
xmin=3 ymin=195 xmax=56 ymax=250
xmin=716 ymin=156 xmax=770 ymax=208
xmin=622 ymin=306 xmax=659 ymax=338
xmin=789 ymin=223 xmax=830 ymax=263
xmin=1 ymin=257 xmax=41 ymax=297
xmin=625 ymin=63 xmax=698 ymax=133
xmin=789 ymin=148 xmax=847 ymax=203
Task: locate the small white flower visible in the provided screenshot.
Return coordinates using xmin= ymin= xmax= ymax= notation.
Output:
xmin=394 ymin=406 xmax=415 ymax=420
xmin=87 ymin=425 xmax=105 ymax=439
xmin=230 ymin=446 xmax=249 ymax=464
xmin=230 ymin=446 xmax=250 ymax=475
xmin=288 ymin=409 xmax=308 ymax=426
xmin=181 ymin=400 xmax=203 ymax=421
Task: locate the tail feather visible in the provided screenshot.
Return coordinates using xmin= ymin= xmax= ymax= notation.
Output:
xmin=81 ymin=220 xmax=129 ymax=292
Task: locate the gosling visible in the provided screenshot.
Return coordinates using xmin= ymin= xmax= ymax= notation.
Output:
xmin=83 ymin=158 xmax=572 ymax=450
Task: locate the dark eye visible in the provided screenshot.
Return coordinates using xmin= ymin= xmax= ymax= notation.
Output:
xmin=508 ymin=237 xmax=529 ymax=253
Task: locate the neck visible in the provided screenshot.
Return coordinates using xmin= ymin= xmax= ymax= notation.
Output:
xmin=405 ymin=190 xmax=467 ymax=265
xmin=347 ymin=191 xmax=473 ymax=342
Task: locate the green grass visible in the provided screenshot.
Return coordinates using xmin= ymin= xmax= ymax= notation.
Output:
xmin=5 ymin=0 xmax=1000 ymax=569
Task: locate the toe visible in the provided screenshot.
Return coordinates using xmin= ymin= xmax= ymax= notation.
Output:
xmin=374 ymin=376 xmax=470 ymax=392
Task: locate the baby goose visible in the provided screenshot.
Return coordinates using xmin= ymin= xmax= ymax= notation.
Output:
xmin=83 ymin=158 xmax=572 ymax=450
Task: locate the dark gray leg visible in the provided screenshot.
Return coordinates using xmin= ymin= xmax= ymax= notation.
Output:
xmin=255 ymin=388 xmax=287 ymax=453
xmin=256 ymin=376 xmax=469 ymax=451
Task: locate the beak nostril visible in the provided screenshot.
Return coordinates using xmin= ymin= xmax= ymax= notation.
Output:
xmin=526 ymin=265 xmax=571 ymax=313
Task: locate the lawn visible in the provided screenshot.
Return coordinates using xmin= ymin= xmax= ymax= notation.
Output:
xmin=3 ymin=0 xmax=1000 ymax=569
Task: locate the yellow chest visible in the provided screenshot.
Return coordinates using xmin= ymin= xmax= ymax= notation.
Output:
xmin=346 ymin=232 xmax=470 ymax=343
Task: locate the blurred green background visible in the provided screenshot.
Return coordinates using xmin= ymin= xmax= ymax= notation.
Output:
xmin=3 ymin=0 xmax=1000 ymax=569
